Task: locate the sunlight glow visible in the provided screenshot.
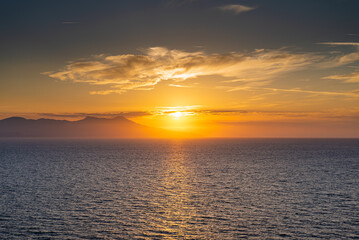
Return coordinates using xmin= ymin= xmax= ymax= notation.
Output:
xmin=170 ymin=112 xmax=183 ymax=118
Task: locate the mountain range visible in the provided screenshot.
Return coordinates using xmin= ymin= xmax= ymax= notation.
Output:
xmin=0 ymin=116 xmax=187 ymax=138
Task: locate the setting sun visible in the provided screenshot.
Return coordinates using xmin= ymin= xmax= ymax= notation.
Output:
xmin=170 ymin=112 xmax=183 ymax=118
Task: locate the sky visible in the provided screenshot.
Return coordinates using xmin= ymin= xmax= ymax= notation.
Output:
xmin=1 ymin=0 xmax=359 ymax=137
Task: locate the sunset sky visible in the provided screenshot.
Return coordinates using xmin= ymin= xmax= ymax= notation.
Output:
xmin=1 ymin=0 xmax=359 ymax=137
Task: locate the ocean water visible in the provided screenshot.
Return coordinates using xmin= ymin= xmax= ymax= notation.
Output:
xmin=0 ymin=139 xmax=358 ymax=239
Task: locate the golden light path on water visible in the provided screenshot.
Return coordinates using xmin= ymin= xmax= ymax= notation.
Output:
xmin=136 ymin=141 xmax=213 ymax=239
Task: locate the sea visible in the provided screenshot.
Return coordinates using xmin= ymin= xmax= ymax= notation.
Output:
xmin=0 ymin=138 xmax=358 ymax=239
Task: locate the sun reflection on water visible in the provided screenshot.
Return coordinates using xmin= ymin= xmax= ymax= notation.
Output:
xmin=140 ymin=141 xmax=211 ymax=239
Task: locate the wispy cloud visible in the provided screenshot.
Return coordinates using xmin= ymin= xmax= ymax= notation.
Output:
xmin=319 ymin=42 xmax=359 ymax=47
xmin=152 ymin=107 xmax=359 ymax=126
xmin=224 ymin=85 xmax=359 ymax=97
xmin=38 ymin=111 xmax=151 ymax=119
xmin=261 ymin=87 xmax=359 ymax=97
xmin=323 ymin=70 xmax=359 ymax=83
xmin=45 ymin=47 xmax=317 ymax=94
xmin=219 ymin=4 xmax=256 ymax=14
xmin=318 ymin=42 xmax=359 ymax=66
xmin=168 ymin=83 xmax=193 ymax=88
xmin=154 ymin=105 xmax=202 ymax=114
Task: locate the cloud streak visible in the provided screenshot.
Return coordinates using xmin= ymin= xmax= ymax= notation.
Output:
xmin=38 ymin=111 xmax=151 ymax=119
xmin=324 ymin=70 xmax=359 ymax=83
xmin=223 ymin=85 xmax=359 ymax=97
xmin=261 ymin=87 xmax=359 ymax=97
xmin=318 ymin=42 xmax=359 ymax=66
xmin=219 ymin=4 xmax=256 ymax=14
xmin=46 ymin=47 xmax=318 ymax=94
xmin=319 ymin=42 xmax=359 ymax=47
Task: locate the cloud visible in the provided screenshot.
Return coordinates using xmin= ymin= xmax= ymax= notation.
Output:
xmin=223 ymin=85 xmax=359 ymax=97
xmin=337 ymin=52 xmax=359 ymax=65
xmin=324 ymin=70 xmax=359 ymax=83
xmin=319 ymin=42 xmax=359 ymax=47
xmin=46 ymin=47 xmax=318 ymax=94
xmin=38 ymin=111 xmax=151 ymax=119
xmin=319 ymin=42 xmax=359 ymax=80
xmin=33 ymin=107 xmax=249 ymax=119
xmin=261 ymin=87 xmax=359 ymax=97
xmin=214 ymin=108 xmax=359 ymax=124
xmin=168 ymin=83 xmax=192 ymax=88
xmin=219 ymin=4 xmax=256 ymax=14
xmin=318 ymin=42 xmax=359 ymax=66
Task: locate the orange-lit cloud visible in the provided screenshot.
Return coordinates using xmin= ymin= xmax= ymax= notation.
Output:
xmin=324 ymin=70 xmax=359 ymax=83
xmin=225 ymin=86 xmax=359 ymax=98
xmin=46 ymin=47 xmax=318 ymax=94
xmin=320 ymin=42 xmax=359 ymax=46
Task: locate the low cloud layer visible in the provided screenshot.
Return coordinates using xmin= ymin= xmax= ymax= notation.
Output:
xmin=38 ymin=111 xmax=151 ymax=119
xmin=46 ymin=47 xmax=317 ymax=94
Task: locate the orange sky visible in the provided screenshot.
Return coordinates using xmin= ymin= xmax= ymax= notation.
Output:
xmin=1 ymin=1 xmax=359 ymax=137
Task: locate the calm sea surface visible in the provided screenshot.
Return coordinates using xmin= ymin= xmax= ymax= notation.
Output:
xmin=0 ymin=139 xmax=358 ymax=239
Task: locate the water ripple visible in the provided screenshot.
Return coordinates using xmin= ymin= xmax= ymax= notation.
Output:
xmin=0 ymin=139 xmax=358 ymax=239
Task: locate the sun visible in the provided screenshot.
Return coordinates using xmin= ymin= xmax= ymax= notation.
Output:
xmin=170 ymin=111 xmax=183 ymax=118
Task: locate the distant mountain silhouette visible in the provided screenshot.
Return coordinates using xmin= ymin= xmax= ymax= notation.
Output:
xmin=0 ymin=116 xmax=188 ymax=138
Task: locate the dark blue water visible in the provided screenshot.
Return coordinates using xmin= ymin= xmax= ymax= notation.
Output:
xmin=0 ymin=139 xmax=358 ymax=239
